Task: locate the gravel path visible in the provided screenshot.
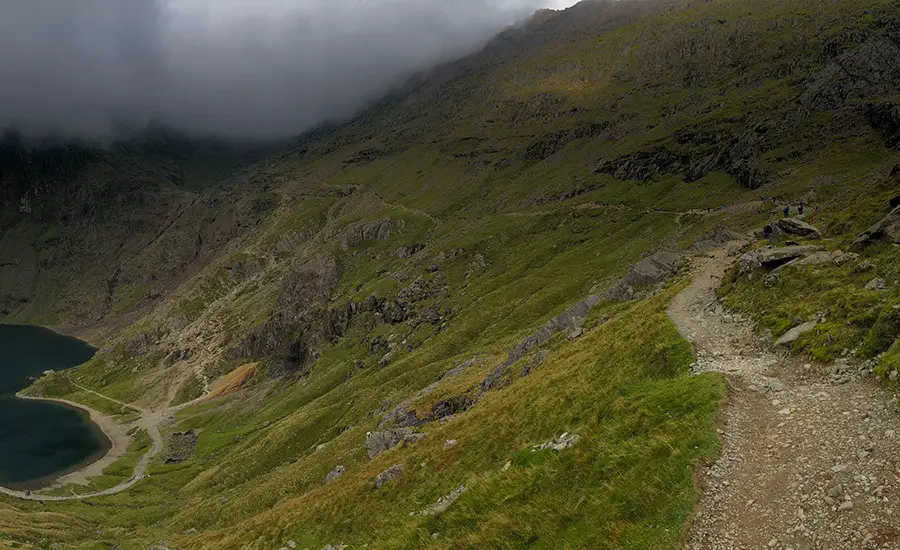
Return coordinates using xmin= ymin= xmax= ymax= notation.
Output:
xmin=670 ymin=245 xmax=899 ymax=549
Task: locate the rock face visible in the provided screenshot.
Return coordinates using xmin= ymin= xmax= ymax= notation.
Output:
xmin=374 ymin=464 xmax=403 ymax=488
xmin=522 ymin=122 xmax=609 ymax=160
xmin=776 ymin=218 xmax=822 ymax=239
xmin=738 ymin=245 xmax=824 ymax=273
xmin=852 ymin=206 xmax=900 ymax=249
xmin=365 ymin=428 xmax=424 ymax=459
xmin=800 ymin=38 xmax=900 ymax=112
xmin=775 ymin=321 xmax=818 ymax=346
xmin=594 ymin=130 xmax=768 ymax=189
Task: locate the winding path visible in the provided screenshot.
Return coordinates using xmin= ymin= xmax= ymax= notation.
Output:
xmin=670 ymin=245 xmax=900 ymax=549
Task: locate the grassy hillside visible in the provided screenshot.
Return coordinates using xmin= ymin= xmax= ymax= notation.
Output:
xmin=2 ymin=0 xmax=900 ymax=548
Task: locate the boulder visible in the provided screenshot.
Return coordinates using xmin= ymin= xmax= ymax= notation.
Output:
xmin=865 ymin=278 xmax=887 ymax=291
xmin=325 ymin=465 xmax=347 ymax=483
xmin=775 ymin=321 xmax=818 ymax=346
xmin=166 ymin=430 xmax=198 ymax=464
xmin=624 ymin=249 xmax=683 ymax=287
xmin=852 ymin=206 xmax=900 ymax=249
xmin=833 ymin=252 xmax=860 ymax=266
xmin=738 ymin=245 xmax=824 ymax=273
xmin=374 ymin=464 xmax=403 ymax=488
xmin=777 ymin=218 xmax=822 ymax=239
xmin=365 ymin=428 xmax=424 ymax=459
xmin=690 ymin=228 xmax=745 ymax=251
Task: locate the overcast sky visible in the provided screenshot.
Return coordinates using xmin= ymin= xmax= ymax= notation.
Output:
xmin=0 ymin=0 xmax=580 ymax=141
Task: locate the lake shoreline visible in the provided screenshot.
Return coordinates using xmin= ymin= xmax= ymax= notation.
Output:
xmin=5 ymin=393 xmax=126 ymax=491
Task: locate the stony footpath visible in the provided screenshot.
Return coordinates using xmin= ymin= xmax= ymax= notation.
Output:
xmin=670 ymin=246 xmax=899 ymax=550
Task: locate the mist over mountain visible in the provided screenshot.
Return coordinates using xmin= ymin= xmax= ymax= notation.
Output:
xmin=0 ymin=0 xmax=572 ymax=141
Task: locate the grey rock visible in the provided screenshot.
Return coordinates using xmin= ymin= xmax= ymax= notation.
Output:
xmin=853 ymin=206 xmax=900 ymax=249
xmin=796 ymin=251 xmax=839 ymax=266
xmin=413 ymin=485 xmax=467 ymax=516
xmin=865 ymin=278 xmax=887 ymax=291
xmin=775 ymin=321 xmax=818 ymax=346
xmin=366 ymin=428 xmax=424 ymax=459
xmin=777 ymin=218 xmax=822 ymax=239
xmin=800 ymin=38 xmax=900 ymax=112
xmin=480 ymin=365 xmax=508 ymax=391
xmin=374 ymin=464 xmax=403 ymax=488
xmin=739 ymin=245 xmax=824 ymax=273
xmin=624 ymin=249 xmax=683 ymax=287
xmin=503 ymin=293 xmax=601 ymax=365
xmin=690 ymin=228 xmax=745 ymax=251
xmin=533 ymin=432 xmax=580 ymax=452
xmin=166 ymin=430 xmax=198 ymax=464
xmin=325 ymin=465 xmax=347 ymax=483
xmin=833 ymin=252 xmax=860 ymax=266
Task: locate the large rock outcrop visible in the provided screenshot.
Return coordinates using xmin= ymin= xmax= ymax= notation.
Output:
xmin=776 ymin=218 xmax=822 ymax=239
xmin=365 ymin=428 xmax=424 ymax=459
xmin=738 ymin=245 xmax=824 ymax=273
xmin=852 ymin=206 xmax=900 ymax=249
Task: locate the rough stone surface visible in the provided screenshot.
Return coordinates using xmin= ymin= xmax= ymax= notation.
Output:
xmin=533 ymin=432 xmax=580 ymax=452
xmin=865 ymin=278 xmax=887 ymax=291
xmin=165 ymin=430 xmax=198 ymax=464
xmin=325 ymin=465 xmax=347 ymax=483
xmin=775 ymin=321 xmax=819 ymax=346
xmin=853 ymin=206 xmax=900 ymax=249
xmin=738 ymin=245 xmax=824 ymax=273
xmin=365 ymin=428 xmax=424 ymax=459
xmin=777 ymin=218 xmax=822 ymax=239
xmin=374 ymin=464 xmax=403 ymax=488
xmin=624 ymin=249 xmax=683 ymax=287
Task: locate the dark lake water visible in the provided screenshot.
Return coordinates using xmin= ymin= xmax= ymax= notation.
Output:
xmin=0 ymin=325 xmax=105 ymax=488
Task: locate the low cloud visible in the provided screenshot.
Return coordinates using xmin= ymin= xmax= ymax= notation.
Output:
xmin=0 ymin=0 xmax=570 ymax=140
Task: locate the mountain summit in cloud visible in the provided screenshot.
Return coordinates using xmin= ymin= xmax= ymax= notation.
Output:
xmin=0 ymin=0 xmax=572 ymax=140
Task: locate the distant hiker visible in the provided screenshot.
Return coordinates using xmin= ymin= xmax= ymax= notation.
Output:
xmin=814 ymin=205 xmax=820 ymax=215
xmin=783 ymin=205 xmax=790 ymax=217
xmin=798 ymin=203 xmax=805 ymax=215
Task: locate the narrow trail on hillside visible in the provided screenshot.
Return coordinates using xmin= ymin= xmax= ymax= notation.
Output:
xmin=670 ymin=245 xmax=899 ymax=549
xmin=0 ymin=381 xmax=172 ymax=502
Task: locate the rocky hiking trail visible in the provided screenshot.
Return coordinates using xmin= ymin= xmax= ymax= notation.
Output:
xmin=671 ymin=245 xmax=899 ymax=549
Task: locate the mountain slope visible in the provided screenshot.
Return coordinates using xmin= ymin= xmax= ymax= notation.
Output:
xmin=1 ymin=0 xmax=899 ymax=548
